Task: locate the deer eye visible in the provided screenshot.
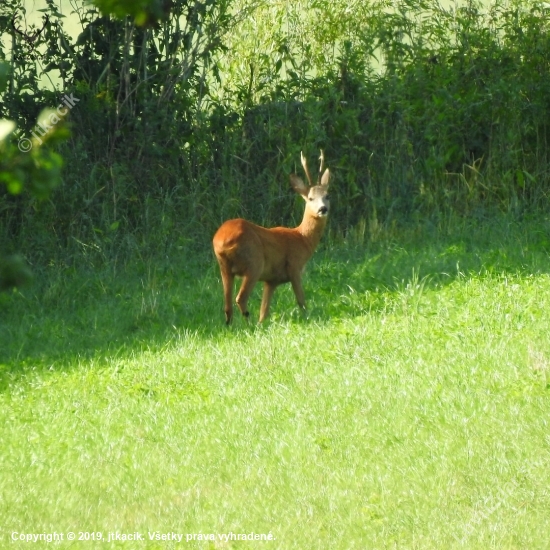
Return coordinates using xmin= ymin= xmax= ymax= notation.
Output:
xmin=325 ymin=194 xmax=330 ymax=200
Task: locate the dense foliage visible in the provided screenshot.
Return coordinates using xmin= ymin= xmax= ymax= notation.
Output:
xmin=1 ymin=0 xmax=550 ymax=267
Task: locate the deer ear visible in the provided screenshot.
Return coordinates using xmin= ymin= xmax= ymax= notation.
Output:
xmin=290 ymin=174 xmax=309 ymax=199
xmin=320 ymin=168 xmax=330 ymax=187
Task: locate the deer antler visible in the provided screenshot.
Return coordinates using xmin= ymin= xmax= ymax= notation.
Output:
xmin=300 ymin=151 xmax=314 ymax=187
xmin=11 ymin=13 xmax=49 ymax=45
xmin=11 ymin=15 xmax=27 ymax=38
xmin=318 ymin=150 xmax=325 ymax=184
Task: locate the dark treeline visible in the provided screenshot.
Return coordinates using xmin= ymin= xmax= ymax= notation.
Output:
xmin=1 ymin=0 xmax=550 ymax=265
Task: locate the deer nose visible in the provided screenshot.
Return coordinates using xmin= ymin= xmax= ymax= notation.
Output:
xmin=318 ymin=206 xmax=328 ymax=215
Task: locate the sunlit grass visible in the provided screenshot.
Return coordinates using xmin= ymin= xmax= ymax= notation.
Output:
xmin=1 ymin=215 xmax=550 ymax=548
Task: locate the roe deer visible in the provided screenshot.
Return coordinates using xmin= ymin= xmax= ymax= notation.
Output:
xmin=213 ymin=150 xmax=331 ymax=324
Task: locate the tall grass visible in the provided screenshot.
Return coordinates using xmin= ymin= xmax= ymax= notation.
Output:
xmin=2 ymin=0 xmax=550 ymax=267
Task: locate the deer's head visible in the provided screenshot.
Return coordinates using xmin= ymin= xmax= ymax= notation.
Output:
xmin=290 ymin=150 xmax=330 ymax=219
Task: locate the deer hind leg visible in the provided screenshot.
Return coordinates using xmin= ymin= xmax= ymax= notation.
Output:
xmin=259 ymin=282 xmax=276 ymax=322
xmin=235 ymin=275 xmax=258 ymax=321
xmin=218 ymin=261 xmax=235 ymax=325
xmin=235 ymin=270 xmax=261 ymax=321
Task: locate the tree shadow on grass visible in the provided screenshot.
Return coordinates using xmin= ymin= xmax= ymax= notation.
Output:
xmin=1 ymin=213 xmax=550 ymax=386
xmin=0 ymin=252 xmax=225 ymax=380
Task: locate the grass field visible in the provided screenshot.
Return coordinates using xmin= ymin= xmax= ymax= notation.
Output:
xmin=1 ymin=214 xmax=550 ymax=549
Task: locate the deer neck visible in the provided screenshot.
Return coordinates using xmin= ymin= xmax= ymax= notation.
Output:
xmin=297 ymin=210 xmax=327 ymax=251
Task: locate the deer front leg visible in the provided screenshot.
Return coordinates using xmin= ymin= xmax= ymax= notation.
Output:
xmin=290 ymin=273 xmax=306 ymax=313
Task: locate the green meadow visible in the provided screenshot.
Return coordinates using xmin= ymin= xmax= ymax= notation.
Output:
xmin=2 ymin=215 xmax=550 ymax=549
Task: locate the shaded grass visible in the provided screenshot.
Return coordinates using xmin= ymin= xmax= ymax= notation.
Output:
xmin=3 ymin=213 xmax=550 ymax=366
xmin=1 ymin=214 xmax=550 ymax=548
